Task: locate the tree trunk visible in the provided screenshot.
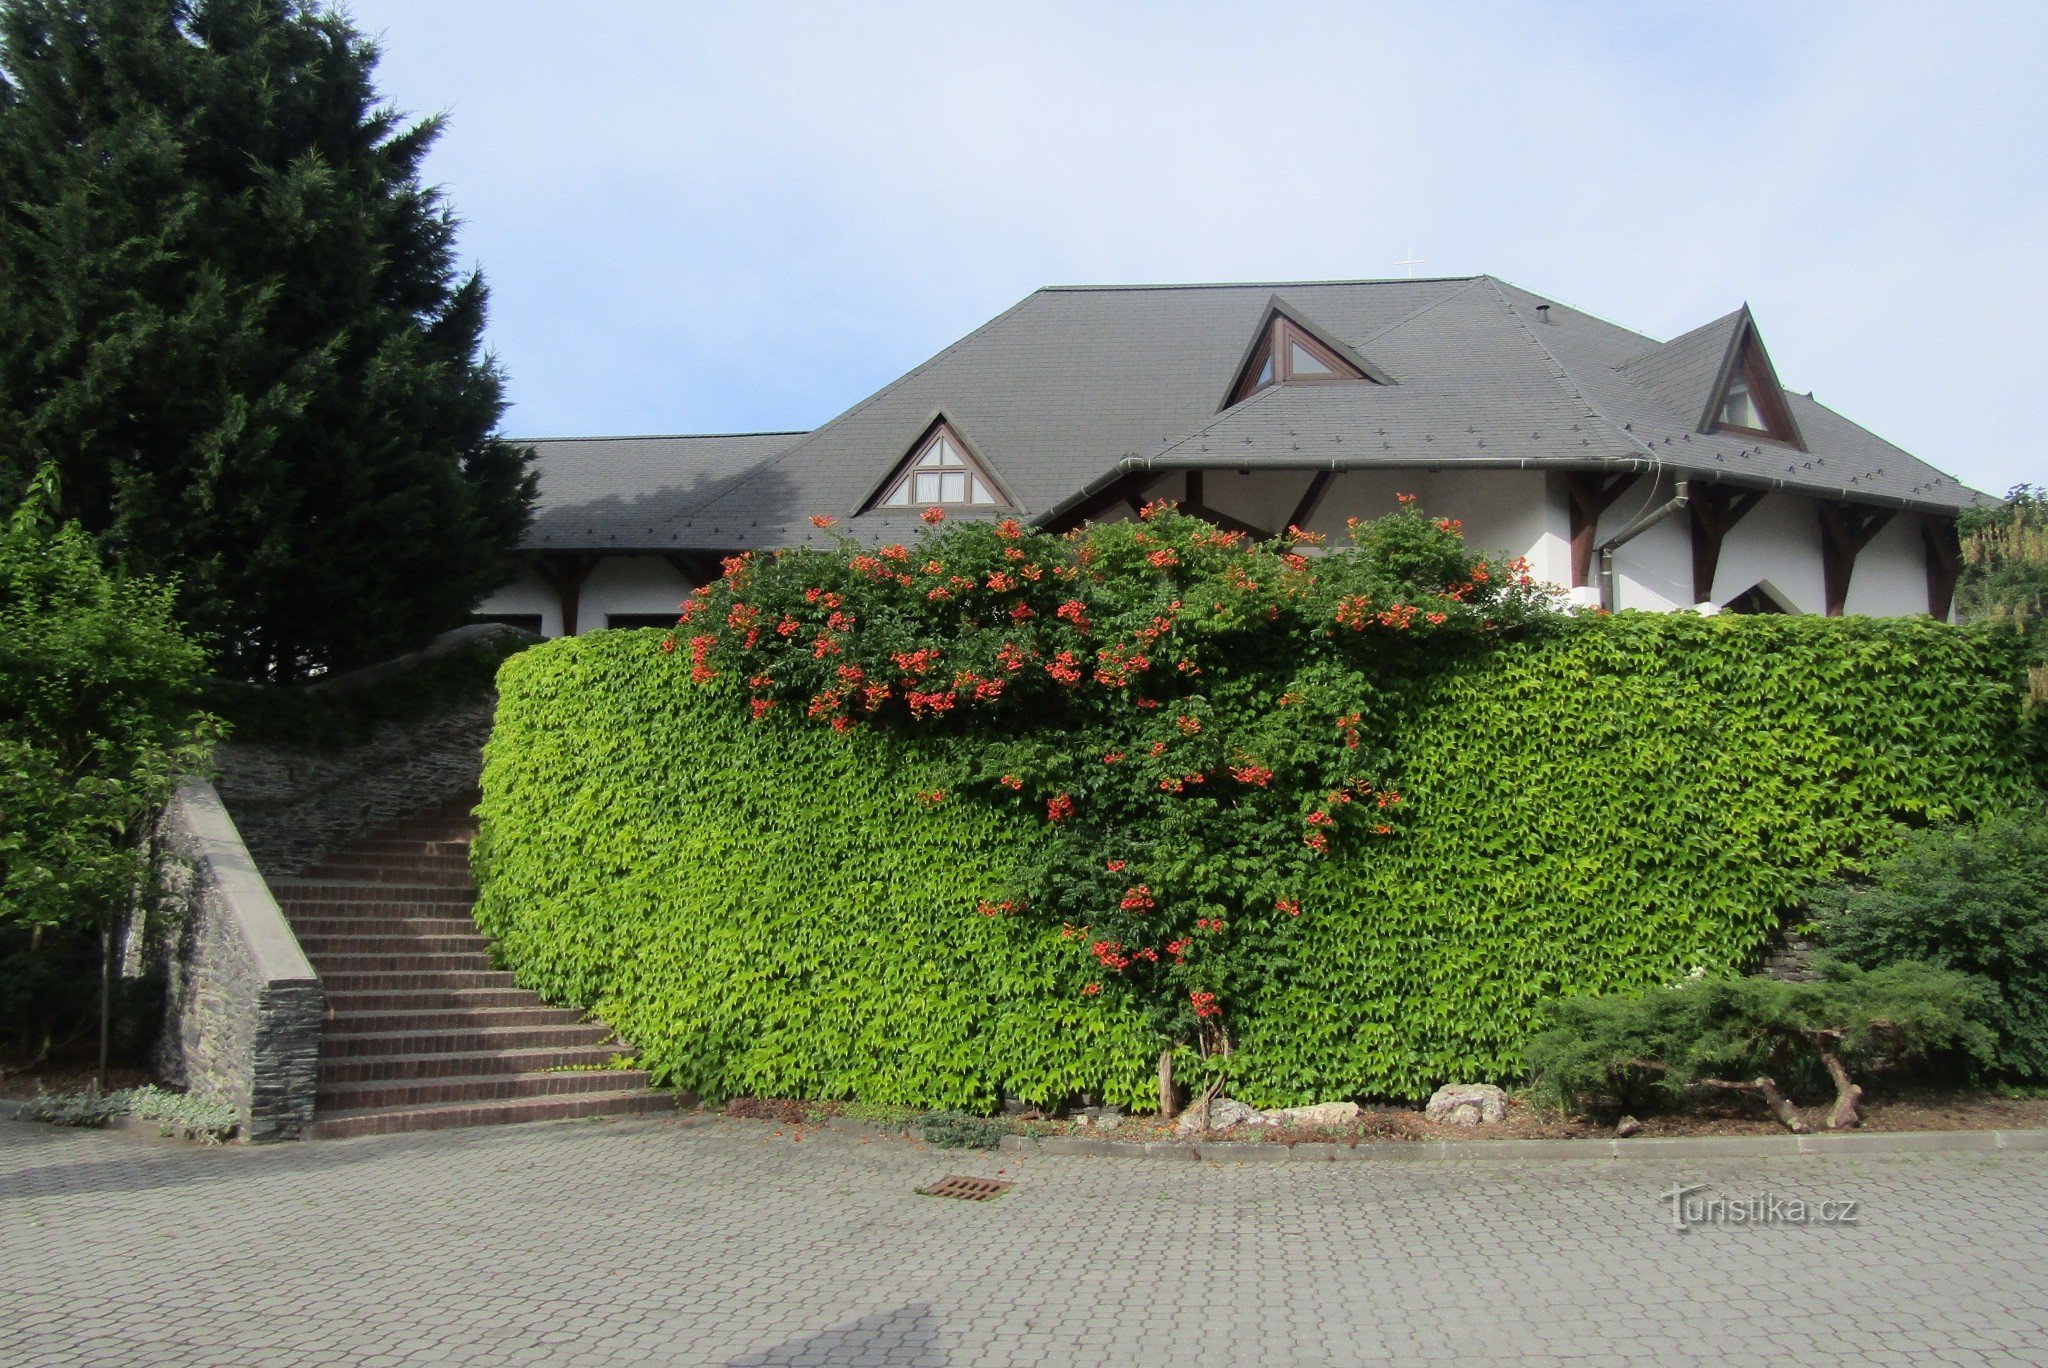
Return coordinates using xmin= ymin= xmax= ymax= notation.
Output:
xmin=1157 ymin=1047 xmax=1176 ymax=1120
xmin=1699 ymin=1076 xmax=1811 ymax=1133
xmin=1751 ymin=1076 xmax=1810 ymax=1134
xmin=95 ymin=911 xmax=114 ymax=1093
xmin=1816 ymin=1046 xmax=1863 ymax=1130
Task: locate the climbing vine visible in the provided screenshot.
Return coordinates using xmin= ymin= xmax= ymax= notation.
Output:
xmin=668 ymin=502 xmax=1555 ymax=1096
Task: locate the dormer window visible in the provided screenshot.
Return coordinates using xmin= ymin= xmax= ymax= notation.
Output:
xmin=1709 ymin=325 xmax=1803 ymax=448
xmin=1229 ymin=315 xmax=1373 ymax=405
xmin=874 ymin=422 xmax=1006 ymax=509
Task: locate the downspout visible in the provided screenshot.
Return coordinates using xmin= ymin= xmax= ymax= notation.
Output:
xmin=1596 ymin=479 xmax=1690 ymax=612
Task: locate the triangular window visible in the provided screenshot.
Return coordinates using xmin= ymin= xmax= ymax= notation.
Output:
xmin=876 ymin=423 xmax=1005 ymax=509
xmin=1227 ymin=312 xmax=1379 ymax=406
xmin=1709 ymin=326 xmax=1803 ymax=448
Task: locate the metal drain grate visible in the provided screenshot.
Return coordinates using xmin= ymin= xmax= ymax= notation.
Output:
xmin=917 ymin=1175 xmax=1012 ymax=1201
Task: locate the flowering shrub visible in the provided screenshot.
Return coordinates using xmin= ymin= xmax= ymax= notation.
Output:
xmin=476 ymin=607 xmax=2038 ymax=1109
xmin=668 ymin=503 xmax=1554 ymax=1081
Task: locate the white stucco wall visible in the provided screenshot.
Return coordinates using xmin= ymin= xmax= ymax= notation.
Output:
xmin=1845 ymin=512 xmax=1935 ymax=618
xmin=580 ymin=555 xmax=694 ymax=628
xmin=475 ymin=555 xmax=694 ymax=637
xmin=475 ymin=565 xmax=560 ymax=636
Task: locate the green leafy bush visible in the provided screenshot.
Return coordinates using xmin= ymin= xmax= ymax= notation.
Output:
xmin=1525 ymin=962 xmax=1993 ymax=1130
xmin=476 ymin=527 xmax=2038 ymax=1111
xmin=17 ymin=1083 xmax=237 ymax=1143
xmin=1 ymin=471 xmax=217 ymax=1061
xmin=1811 ymin=810 xmax=2048 ymax=1079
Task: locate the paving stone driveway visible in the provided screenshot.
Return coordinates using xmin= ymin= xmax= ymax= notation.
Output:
xmin=3 ymin=1113 xmax=2045 ymax=1366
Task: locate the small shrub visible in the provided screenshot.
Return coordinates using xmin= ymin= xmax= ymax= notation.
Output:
xmin=1526 ymin=962 xmax=1994 ymax=1131
xmin=121 ymin=1085 xmax=238 ymax=1144
xmin=17 ymin=1086 xmax=128 ymax=1128
xmin=1811 ymin=810 xmax=2048 ymax=1080
xmin=913 ymin=1111 xmax=1003 ymax=1150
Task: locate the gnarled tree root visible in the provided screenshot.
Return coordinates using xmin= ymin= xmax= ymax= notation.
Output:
xmin=1698 ymin=1076 xmax=1812 ymax=1134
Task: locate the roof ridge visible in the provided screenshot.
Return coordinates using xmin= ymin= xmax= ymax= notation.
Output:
xmin=1347 ymin=275 xmax=1492 ymax=351
xmin=1038 ymin=275 xmax=1483 ymax=294
xmin=653 ymin=290 xmax=1051 ymax=529
xmin=1480 ymin=277 xmax=1655 ymax=459
xmin=511 ymin=430 xmax=808 ymax=444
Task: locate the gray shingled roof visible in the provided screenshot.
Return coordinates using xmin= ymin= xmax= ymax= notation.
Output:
xmin=516 ymin=432 xmax=804 ymax=551
xmin=519 ymin=276 xmax=1985 ymax=553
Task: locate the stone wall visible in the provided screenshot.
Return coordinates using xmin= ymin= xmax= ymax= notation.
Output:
xmin=215 ymin=695 xmax=495 ymax=876
xmin=155 ymin=779 xmax=323 ymax=1142
xmin=211 ymin=623 xmax=525 ymax=876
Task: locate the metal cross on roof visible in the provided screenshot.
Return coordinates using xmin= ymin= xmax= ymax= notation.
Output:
xmin=1396 ymin=248 xmax=1426 ymax=278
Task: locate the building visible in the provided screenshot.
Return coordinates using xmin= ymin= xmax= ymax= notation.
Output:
xmin=477 ymin=275 xmax=1984 ymax=636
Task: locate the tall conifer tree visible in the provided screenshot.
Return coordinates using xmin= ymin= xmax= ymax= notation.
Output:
xmin=0 ymin=0 xmax=534 ymax=680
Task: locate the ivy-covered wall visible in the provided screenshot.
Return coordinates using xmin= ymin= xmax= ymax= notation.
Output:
xmin=474 ymin=616 xmax=2039 ymax=1109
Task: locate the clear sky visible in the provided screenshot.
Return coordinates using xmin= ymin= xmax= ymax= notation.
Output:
xmin=343 ymin=0 xmax=2044 ymax=496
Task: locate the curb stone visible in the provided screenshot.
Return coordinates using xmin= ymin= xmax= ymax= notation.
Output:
xmin=997 ymin=1128 xmax=2048 ymax=1162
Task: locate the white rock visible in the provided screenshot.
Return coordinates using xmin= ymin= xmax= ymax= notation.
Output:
xmin=1425 ymin=1084 xmax=1509 ymax=1127
xmin=1260 ymin=1101 xmax=1362 ymax=1127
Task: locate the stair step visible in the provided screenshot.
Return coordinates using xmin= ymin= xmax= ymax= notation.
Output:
xmin=319 ymin=969 xmax=517 ymax=993
xmin=311 ymin=1088 xmax=667 ymax=1140
xmin=274 ymin=883 xmax=477 ymax=906
xmin=319 ymin=1045 xmax=627 ymax=1084
xmin=324 ymin=1005 xmax=588 ymax=1035
xmin=321 ymin=987 xmax=540 ymax=1013
xmin=348 ymin=837 xmax=475 ymax=856
xmin=317 ymin=1068 xmax=649 ymax=1111
xmin=290 ymin=917 xmax=481 ymax=938
xmin=320 ymin=1023 xmax=614 ymax=1058
xmin=298 ymin=933 xmax=489 ymax=958
xmin=285 ymin=863 xmax=473 ymax=887
xmin=308 ymin=951 xmax=497 ymax=974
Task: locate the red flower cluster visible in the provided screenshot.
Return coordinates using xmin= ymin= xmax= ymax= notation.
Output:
xmin=994 ymin=518 xmax=1024 ymax=540
xmin=1046 ymin=651 xmax=1084 ymax=687
xmin=1055 ymin=599 xmax=1091 ymax=631
xmin=999 ymin=774 xmax=1024 ymax=790
xmin=1082 ymin=983 xmax=1101 ymax=996
xmin=1229 ymin=762 xmax=1273 ymax=787
xmin=1275 ymin=898 xmax=1301 ymax=918
xmin=1189 ymin=990 xmax=1222 ymax=1019
xmin=918 ymin=789 xmax=948 ymax=806
xmin=1176 ymin=715 xmax=1202 ymax=735
xmin=1194 ymin=917 xmax=1225 ymax=934
xmin=1105 ymin=859 xmax=1126 ymax=872
xmin=1147 ymin=548 xmax=1180 ymax=569
xmin=1046 ymin=793 xmax=1075 ymax=823
xmin=1119 ymin=885 xmax=1155 ymax=912
xmin=810 ymin=514 xmax=837 ymax=528
xmin=1091 ymin=940 xmax=1131 ymax=971
xmin=920 ymin=507 xmax=947 ymax=524
xmin=977 ymin=899 xmax=1019 ymax=918
xmin=750 ymin=697 xmax=775 ymax=720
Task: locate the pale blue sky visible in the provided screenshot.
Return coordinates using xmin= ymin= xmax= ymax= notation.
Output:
xmin=344 ymin=1 xmax=2045 ymax=495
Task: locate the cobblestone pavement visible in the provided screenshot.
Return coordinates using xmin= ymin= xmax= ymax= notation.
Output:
xmin=4 ymin=1114 xmax=2046 ymax=1366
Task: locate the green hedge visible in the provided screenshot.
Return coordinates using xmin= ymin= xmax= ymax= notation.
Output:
xmin=474 ymin=615 xmax=2040 ymax=1108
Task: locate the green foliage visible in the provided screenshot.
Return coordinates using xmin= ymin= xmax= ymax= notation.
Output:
xmin=1525 ymin=961 xmax=1994 ymax=1118
xmin=18 ymin=1082 xmax=237 ymax=1141
xmin=912 ymin=1111 xmax=1003 ymax=1150
xmin=1959 ymin=486 xmax=2048 ymax=701
xmin=671 ymin=506 xmax=1551 ymax=1051
xmin=1811 ymin=809 xmax=2048 ymax=1079
xmin=0 ymin=0 xmax=535 ymax=681
xmin=201 ymin=631 xmax=531 ymax=751
xmin=1 ymin=470 xmax=216 ymax=1055
xmin=477 ymin=600 xmax=2037 ymax=1111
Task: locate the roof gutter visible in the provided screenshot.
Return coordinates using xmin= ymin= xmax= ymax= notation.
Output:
xmin=1030 ymin=453 xmax=1971 ymax=533
xmin=1597 ymin=478 xmax=1691 ymax=612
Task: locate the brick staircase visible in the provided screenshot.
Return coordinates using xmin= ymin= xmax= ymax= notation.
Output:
xmin=272 ymin=795 xmax=665 ymax=1139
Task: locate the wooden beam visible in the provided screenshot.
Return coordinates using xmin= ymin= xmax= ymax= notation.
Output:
xmin=530 ymin=553 xmax=598 ymax=637
xmin=1183 ymin=500 xmax=1273 ymax=541
xmin=1564 ymin=472 xmax=1642 ymax=588
xmin=1923 ymin=516 xmax=1961 ymax=621
xmin=661 ymin=552 xmax=725 ymax=588
xmin=1185 ymin=471 xmax=1204 ymax=508
xmin=1688 ymin=486 xmax=1766 ymax=604
xmin=1818 ymin=503 xmax=1895 ymax=617
xmin=1286 ymin=471 xmax=1334 ymax=534
xmin=1050 ymin=474 xmax=1148 ymax=531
